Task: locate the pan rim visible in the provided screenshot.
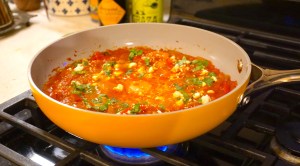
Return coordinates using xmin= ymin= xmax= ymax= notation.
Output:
xmin=28 ymin=23 xmax=252 ymax=117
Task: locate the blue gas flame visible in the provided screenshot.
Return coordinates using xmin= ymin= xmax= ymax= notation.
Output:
xmin=102 ymin=145 xmax=168 ymax=158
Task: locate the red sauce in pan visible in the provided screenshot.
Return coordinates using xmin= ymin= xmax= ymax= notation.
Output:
xmin=43 ymin=47 xmax=237 ymax=114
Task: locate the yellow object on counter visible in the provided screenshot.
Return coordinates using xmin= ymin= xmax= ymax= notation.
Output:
xmin=90 ymin=0 xmax=126 ymax=25
xmin=89 ymin=0 xmax=99 ymax=22
xmin=132 ymin=0 xmax=163 ymax=23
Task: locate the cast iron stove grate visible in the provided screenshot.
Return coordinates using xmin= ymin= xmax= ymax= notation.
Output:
xmin=170 ymin=17 xmax=300 ymax=70
xmin=1 ymin=18 xmax=300 ymax=165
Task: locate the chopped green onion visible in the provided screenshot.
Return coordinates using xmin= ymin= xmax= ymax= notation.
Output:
xmin=198 ymin=98 xmax=203 ymax=104
xmin=72 ymin=70 xmax=86 ymax=75
xmin=82 ymin=60 xmax=89 ymax=66
xmin=83 ymin=98 xmax=92 ymax=109
xmin=174 ymin=83 xmax=184 ymax=91
xmin=98 ymin=94 xmax=108 ymax=98
xmin=103 ymin=51 xmax=110 ymax=56
xmin=177 ymin=56 xmax=188 ymax=66
xmin=203 ymin=77 xmax=214 ymax=86
xmin=93 ymin=104 xmax=108 ymax=112
xmin=138 ymin=72 xmax=145 ymax=78
xmin=192 ymin=59 xmax=209 ymax=72
xmin=173 ymin=83 xmax=190 ymax=103
xmin=159 ymin=104 xmax=165 ymax=111
xmin=108 ymin=98 xmax=118 ymax=105
xmin=121 ymin=102 xmax=129 ymax=108
xmin=126 ymin=69 xmax=133 ymax=75
xmin=129 ymin=49 xmax=143 ymax=61
xmin=181 ymin=91 xmax=190 ymax=103
xmin=208 ymin=72 xmax=217 ymax=77
xmin=186 ymin=77 xmax=202 ymax=86
xmin=102 ymin=61 xmax=116 ymax=76
xmin=71 ymin=81 xmax=94 ymax=94
xmin=131 ymin=104 xmax=141 ymax=114
xmin=144 ymin=57 xmax=150 ymax=66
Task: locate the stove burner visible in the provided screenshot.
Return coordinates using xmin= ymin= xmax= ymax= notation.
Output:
xmin=275 ymin=122 xmax=300 ymax=155
xmin=271 ymin=138 xmax=300 ymax=165
xmin=100 ymin=145 xmax=177 ymax=165
xmin=271 ymin=122 xmax=300 ymax=164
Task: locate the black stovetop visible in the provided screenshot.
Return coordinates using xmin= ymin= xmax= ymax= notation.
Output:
xmin=173 ymin=0 xmax=300 ymax=40
xmin=1 ymin=8 xmax=300 ymax=166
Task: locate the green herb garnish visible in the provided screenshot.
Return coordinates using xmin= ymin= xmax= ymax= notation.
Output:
xmin=126 ymin=69 xmax=133 ymax=75
xmin=129 ymin=49 xmax=143 ymax=61
xmin=177 ymin=56 xmax=189 ymax=66
xmin=203 ymin=77 xmax=214 ymax=86
xmin=192 ymin=59 xmax=209 ymax=72
xmin=131 ymin=104 xmax=141 ymax=114
xmin=72 ymin=70 xmax=86 ymax=75
xmin=92 ymin=104 xmax=108 ymax=112
xmin=102 ymin=61 xmax=116 ymax=76
xmin=173 ymin=83 xmax=190 ymax=103
xmin=174 ymin=83 xmax=183 ymax=91
xmin=82 ymin=98 xmax=92 ymax=109
xmin=208 ymin=72 xmax=217 ymax=77
xmin=71 ymin=81 xmax=94 ymax=94
xmin=144 ymin=57 xmax=150 ymax=66
xmin=158 ymin=104 xmax=166 ymax=111
xmin=186 ymin=78 xmax=203 ymax=86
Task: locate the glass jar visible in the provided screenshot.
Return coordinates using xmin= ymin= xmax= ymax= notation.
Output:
xmin=0 ymin=0 xmax=14 ymax=30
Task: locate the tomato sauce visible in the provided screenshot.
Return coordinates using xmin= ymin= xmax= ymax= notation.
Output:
xmin=43 ymin=47 xmax=237 ymax=115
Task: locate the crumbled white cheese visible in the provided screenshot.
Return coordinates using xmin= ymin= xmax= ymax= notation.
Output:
xmin=92 ymin=74 xmax=99 ymax=81
xmin=173 ymin=91 xmax=183 ymax=99
xmin=176 ymin=99 xmax=184 ymax=106
xmin=170 ymin=56 xmax=176 ymax=62
xmin=113 ymin=71 xmax=123 ymax=76
xmin=185 ymin=60 xmax=191 ymax=64
xmin=157 ymin=110 xmax=162 ymax=114
xmin=113 ymin=84 xmax=124 ymax=91
xmin=155 ymin=96 xmax=164 ymax=100
xmin=114 ymin=64 xmax=120 ymax=70
xmin=212 ymin=76 xmax=218 ymax=82
xmin=201 ymin=95 xmax=211 ymax=104
xmin=171 ymin=64 xmax=179 ymax=72
xmin=201 ymin=69 xmax=208 ymax=75
xmin=128 ymin=62 xmax=137 ymax=68
xmin=137 ymin=67 xmax=145 ymax=74
xmin=193 ymin=92 xmax=201 ymax=99
xmin=207 ymin=90 xmax=215 ymax=94
xmin=148 ymin=66 xmax=154 ymax=73
xmin=74 ymin=64 xmax=84 ymax=72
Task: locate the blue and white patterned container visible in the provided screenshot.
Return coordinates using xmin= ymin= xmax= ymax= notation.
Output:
xmin=46 ymin=0 xmax=90 ymax=16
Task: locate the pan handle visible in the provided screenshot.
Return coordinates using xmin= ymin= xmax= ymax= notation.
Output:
xmin=240 ymin=64 xmax=300 ymax=105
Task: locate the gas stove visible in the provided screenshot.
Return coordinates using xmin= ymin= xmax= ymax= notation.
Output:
xmin=1 ymin=1 xmax=300 ymax=165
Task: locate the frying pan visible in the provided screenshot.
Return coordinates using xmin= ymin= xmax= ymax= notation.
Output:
xmin=28 ymin=23 xmax=300 ymax=148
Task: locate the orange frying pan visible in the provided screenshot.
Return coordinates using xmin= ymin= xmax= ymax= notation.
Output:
xmin=28 ymin=23 xmax=300 ymax=148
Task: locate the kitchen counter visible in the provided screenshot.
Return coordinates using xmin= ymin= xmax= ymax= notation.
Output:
xmin=0 ymin=4 xmax=99 ymax=104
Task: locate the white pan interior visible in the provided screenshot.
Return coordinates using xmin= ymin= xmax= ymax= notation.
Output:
xmin=29 ymin=23 xmax=251 ymax=91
